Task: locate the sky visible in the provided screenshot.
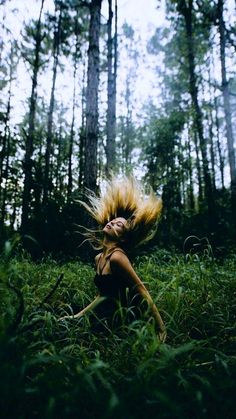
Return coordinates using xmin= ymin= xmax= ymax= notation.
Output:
xmin=1 ymin=0 xmax=166 ymax=126
xmin=2 ymin=0 xmax=235 ymax=125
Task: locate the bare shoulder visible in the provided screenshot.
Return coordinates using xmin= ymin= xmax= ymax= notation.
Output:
xmin=110 ymin=249 xmax=145 ymax=289
xmin=95 ymin=252 xmax=102 ymax=266
xmin=110 ymin=250 xmax=131 ymax=269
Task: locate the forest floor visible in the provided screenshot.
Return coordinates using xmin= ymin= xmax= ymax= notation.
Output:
xmin=0 ymin=247 xmax=236 ymax=419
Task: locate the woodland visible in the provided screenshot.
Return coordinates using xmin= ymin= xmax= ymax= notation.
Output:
xmin=0 ymin=0 xmax=236 ymax=418
xmin=0 ymin=0 xmax=235 ymax=256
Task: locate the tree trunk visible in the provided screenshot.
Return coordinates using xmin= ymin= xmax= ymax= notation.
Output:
xmin=123 ymin=79 xmax=132 ymax=171
xmin=84 ymin=0 xmax=102 ymax=191
xmin=78 ymin=62 xmax=86 ymax=188
xmin=214 ymin=95 xmax=225 ymax=189
xmin=10 ymin=176 xmax=18 ymax=230
xmin=113 ymin=0 xmax=118 ymax=142
xmin=106 ymin=0 xmax=116 ymax=174
xmin=217 ymin=0 xmax=236 ymax=215
xmin=55 ymin=115 xmax=62 ymax=193
xmin=1 ymin=134 xmax=10 ymax=233
xmin=68 ymin=19 xmax=79 ymax=202
xmin=0 ymin=43 xmax=15 ymax=235
xmin=177 ymin=139 xmax=186 ymax=209
xmin=187 ymin=122 xmax=194 ymax=210
xmin=43 ymin=1 xmax=62 ymax=207
xmin=179 ymin=0 xmax=215 ymax=228
xmin=21 ymin=0 xmax=45 ymax=234
xmin=0 ymin=80 xmax=10 ymax=194
xmin=207 ymin=106 xmax=216 ymax=192
xmin=193 ymin=129 xmax=203 ymax=203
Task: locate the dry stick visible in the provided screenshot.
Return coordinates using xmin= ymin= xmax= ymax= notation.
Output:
xmin=26 ymin=272 xmax=65 ymax=323
xmin=38 ymin=273 xmax=64 ymax=307
xmin=10 ymin=273 xmax=64 ymax=334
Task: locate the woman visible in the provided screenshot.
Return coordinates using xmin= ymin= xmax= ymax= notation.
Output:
xmin=59 ymin=176 xmax=167 ymax=343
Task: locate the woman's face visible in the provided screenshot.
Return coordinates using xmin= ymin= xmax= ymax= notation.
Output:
xmin=103 ymin=217 xmax=127 ymax=241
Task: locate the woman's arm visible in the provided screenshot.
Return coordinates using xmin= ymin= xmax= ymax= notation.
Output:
xmin=59 ymin=295 xmax=103 ymax=321
xmin=110 ymin=252 xmax=166 ymax=342
xmin=59 ymin=253 xmax=103 ymax=321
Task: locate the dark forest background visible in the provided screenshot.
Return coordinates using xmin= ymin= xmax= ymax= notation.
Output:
xmin=1 ymin=3 xmax=236 ymax=418
xmin=0 ymin=0 xmax=236 ymax=259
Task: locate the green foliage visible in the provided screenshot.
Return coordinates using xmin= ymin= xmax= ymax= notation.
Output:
xmin=0 ymin=249 xmax=235 ymax=418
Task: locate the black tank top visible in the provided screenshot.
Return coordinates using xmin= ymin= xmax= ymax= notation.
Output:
xmin=93 ymin=249 xmax=145 ymax=317
xmin=91 ymin=250 xmax=148 ymax=332
xmin=94 ymin=249 xmax=129 ymax=300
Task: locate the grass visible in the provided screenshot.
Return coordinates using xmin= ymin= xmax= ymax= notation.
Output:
xmin=0 ymin=246 xmax=236 ymax=418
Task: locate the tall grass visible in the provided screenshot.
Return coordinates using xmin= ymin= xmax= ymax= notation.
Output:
xmin=0 ymin=246 xmax=235 ymax=418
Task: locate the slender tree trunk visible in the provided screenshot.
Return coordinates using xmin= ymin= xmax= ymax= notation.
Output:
xmin=0 ymin=44 xmax=14 ymax=235
xmin=214 ymin=95 xmax=225 ymax=189
xmin=211 ymin=39 xmax=225 ymax=190
xmin=10 ymin=177 xmax=18 ymax=230
xmin=68 ymin=87 xmax=76 ymax=201
xmin=187 ymin=122 xmax=194 ymax=210
xmin=177 ymin=140 xmax=185 ymax=209
xmin=147 ymin=133 xmax=154 ymax=190
xmin=193 ymin=126 xmax=203 ymax=203
xmin=33 ymin=158 xmax=43 ymax=232
xmin=120 ymin=117 xmax=125 ymax=172
xmin=84 ymin=0 xmax=102 ymax=191
xmin=21 ymin=0 xmax=45 ymax=234
xmin=55 ymin=120 xmax=62 ymax=192
xmin=68 ymin=20 xmax=79 ymax=202
xmin=1 ymin=134 xmax=10 ymax=232
xmin=207 ymin=106 xmax=216 ymax=191
xmin=0 ymin=7 xmax=6 ymax=66
xmin=217 ymin=0 xmax=236 ymax=215
xmin=206 ymin=64 xmax=216 ymax=192
xmin=125 ymin=117 xmax=131 ymax=165
xmin=43 ymin=2 xmax=62 ymax=207
xmin=179 ymin=0 xmax=215 ymax=228
xmin=123 ymin=79 xmax=132 ymax=170
xmin=106 ymin=0 xmax=116 ymax=174
xmin=0 ymin=46 xmax=14 ymax=194
xmin=78 ymin=129 xmax=85 ymax=188
xmin=113 ymin=0 xmax=118 ymax=141
xmin=0 ymin=81 xmax=10 ymax=193
xmin=78 ymin=62 xmax=86 ymax=188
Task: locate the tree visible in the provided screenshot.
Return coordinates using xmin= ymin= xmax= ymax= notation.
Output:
xmin=84 ymin=0 xmax=102 ymax=191
xmin=0 ymin=41 xmax=18 ymax=236
xmin=106 ymin=0 xmax=117 ymax=174
xmin=21 ymin=0 xmax=45 ymax=235
xmin=176 ymin=0 xmax=215 ymax=227
xmin=116 ymin=22 xmax=139 ymax=174
xmin=67 ymin=14 xmax=81 ymax=202
xmin=217 ymin=0 xmax=236 ymax=218
xmin=43 ymin=0 xmax=63 ymax=208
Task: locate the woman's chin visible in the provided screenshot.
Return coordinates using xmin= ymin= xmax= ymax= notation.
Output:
xmin=103 ymin=231 xmax=119 ymax=243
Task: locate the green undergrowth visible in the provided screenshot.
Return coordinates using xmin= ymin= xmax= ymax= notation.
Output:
xmin=0 ymin=247 xmax=236 ymax=418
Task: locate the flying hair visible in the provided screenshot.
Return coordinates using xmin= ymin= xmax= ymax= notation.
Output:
xmin=78 ymin=175 xmax=163 ymax=250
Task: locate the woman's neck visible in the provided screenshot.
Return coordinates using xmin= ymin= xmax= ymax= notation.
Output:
xmin=102 ymin=237 xmax=121 ymax=257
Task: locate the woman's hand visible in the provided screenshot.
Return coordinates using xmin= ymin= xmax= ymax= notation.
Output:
xmin=58 ymin=296 xmax=102 ymax=322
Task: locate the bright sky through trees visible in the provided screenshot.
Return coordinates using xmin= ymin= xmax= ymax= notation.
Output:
xmin=2 ymin=0 xmax=167 ymax=126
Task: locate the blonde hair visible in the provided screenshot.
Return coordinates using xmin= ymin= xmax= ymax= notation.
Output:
xmin=78 ymin=176 xmax=162 ymax=250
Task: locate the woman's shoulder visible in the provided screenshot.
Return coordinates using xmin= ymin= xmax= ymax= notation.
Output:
xmin=110 ymin=248 xmax=131 ymax=268
xmin=95 ymin=252 xmax=102 ymax=266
